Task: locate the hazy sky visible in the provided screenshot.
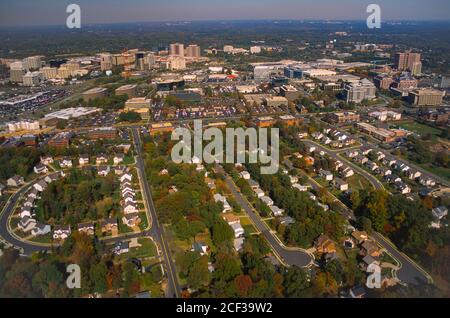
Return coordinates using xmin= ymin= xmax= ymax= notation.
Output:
xmin=1 ymin=0 xmax=449 ymax=27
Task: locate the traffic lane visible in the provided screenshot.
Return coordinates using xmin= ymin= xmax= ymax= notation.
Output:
xmin=223 ymin=175 xmax=312 ymax=268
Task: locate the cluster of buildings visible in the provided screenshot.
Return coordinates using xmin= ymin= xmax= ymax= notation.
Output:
xmin=311 ymin=128 xmax=357 ymax=149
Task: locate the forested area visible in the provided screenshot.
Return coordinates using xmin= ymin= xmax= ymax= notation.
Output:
xmin=0 ymin=147 xmax=41 ymax=183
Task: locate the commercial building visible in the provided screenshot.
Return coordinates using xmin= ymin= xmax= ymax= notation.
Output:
xmin=115 ymin=84 xmax=138 ymax=98
xmin=150 ymin=122 xmax=174 ymax=135
xmin=22 ymin=71 xmax=44 ymax=86
xmin=82 ymin=87 xmax=108 ymax=102
xmin=394 ymin=52 xmax=422 ymax=75
xmin=255 ymin=116 xmax=276 ymax=128
xmin=279 ymin=115 xmax=301 ymax=126
xmin=24 ymin=56 xmax=42 ymax=70
xmin=9 ymin=61 xmax=25 ymax=83
xmin=44 ymin=107 xmax=101 ymax=120
xmin=89 ymin=127 xmax=117 ymax=140
xmin=279 ymin=85 xmax=301 ymax=101
xmin=374 ymin=74 xmax=394 ymax=90
xmin=250 ymin=46 xmax=262 ymax=54
xmin=41 ymin=66 xmax=58 ymax=79
xmin=99 ymin=53 xmax=113 ymax=71
xmin=263 ymin=96 xmax=288 ymax=107
xmin=48 ymin=132 xmax=73 ymax=148
xmin=124 ymin=98 xmax=151 ymax=120
xmin=185 ymin=44 xmax=201 ymax=58
xmin=7 ymin=120 xmax=40 ymax=132
xmin=357 ymin=123 xmax=397 ymax=142
xmin=392 ymin=73 xmax=418 ymax=90
xmin=164 ymin=56 xmax=186 ymax=70
xmin=170 ymin=43 xmax=185 ymax=57
xmin=344 ymin=79 xmax=377 ymax=103
xmin=326 ymin=112 xmax=360 ymax=124
xmin=408 ymin=89 xmax=445 ymax=106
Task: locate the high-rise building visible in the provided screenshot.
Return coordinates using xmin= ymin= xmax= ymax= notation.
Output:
xmin=100 ymin=53 xmax=113 ymax=71
xmin=9 ymin=61 xmax=25 ymax=83
xmin=170 ymin=43 xmax=185 ymax=57
xmin=166 ymin=56 xmax=186 ymax=70
xmin=374 ymin=74 xmax=394 ymax=90
xmin=135 ymin=52 xmax=146 ymax=71
xmin=344 ymin=79 xmax=377 ymax=103
xmin=146 ymin=52 xmax=156 ymax=68
xmin=394 ymin=52 xmax=422 ymax=75
xmin=41 ymin=66 xmax=58 ymax=79
xmin=186 ymin=44 xmax=201 ymax=58
xmin=223 ymin=45 xmax=234 ymax=53
xmin=408 ymin=89 xmax=445 ymax=106
xmin=24 ymin=56 xmax=42 ymax=70
xmin=22 ymin=71 xmax=44 ymax=86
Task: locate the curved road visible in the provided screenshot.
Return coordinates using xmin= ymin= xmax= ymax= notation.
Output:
xmin=216 ymin=165 xmax=314 ymax=268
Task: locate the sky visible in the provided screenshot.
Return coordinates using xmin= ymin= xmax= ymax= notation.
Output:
xmin=0 ymin=0 xmax=449 ymax=27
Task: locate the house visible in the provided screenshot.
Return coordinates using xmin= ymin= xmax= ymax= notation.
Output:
xmin=254 ymin=188 xmax=265 ymax=198
xmin=378 ymin=168 xmax=392 ymax=177
xmin=96 ymin=154 xmax=108 ymax=165
xmin=376 ymin=152 xmax=386 ymax=161
xmin=270 ymin=205 xmax=285 ymax=217
xmin=158 ymin=169 xmax=169 ymax=176
xmin=34 ymin=163 xmax=48 ymax=174
xmin=312 ymin=132 xmax=323 ymax=140
xmin=18 ymin=216 xmax=37 ymax=232
xmin=7 ymin=175 xmax=24 ymax=187
xmin=420 ymin=178 xmax=436 ymax=187
xmin=361 ymin=147 xmax=373 ymax=156
xmin=191 ymin=241 xmax=210 ymax=256
xmin=33 ymin=180 xmax=48 ymax=192
xmin=79 ymin=155 xmax=89 ymax=166
xmin=248 ymin=179 xmax=260 ymax=190
xmin=407 ymin=170 xmax=422 ymax=180
xmin=31 ymin=223 xmax=51 ymax=236
xmin=239 ymin=171 xmax=251 ymax=180
xmin=340 ymin=167 xmax=354 ymax=178
xmin=44 ymin=173 xmax=59 ymax=184
xmin=113 ymin=241 xmax=130 ymax=255
xmin=101 ymin=218 xmax=118 ymax=233
xmin=213 ymin=193 xmax=232 ymax=212
xmin=314 ymin=235 xmax=336 ymax=255
xmin=53 ymin=225 xmax=71 ymax=240
xmin=431 ymin=206 xmax=448 ymax=228
xmin=196 ymin=164 xmax=205 ymax=172
xmin=349 ymin=286 xmax=367 ymax=298
xmin=354 ymin=155 xmax=368 ymax=165
xmin=298 ymin=132 xmax=308 ymax=139
xmin=222 ymin=213 xmax=240 ymax=225
xmin=122 ymin=213 xmax=141 ymax=227
xmin=366 ymin=160 xmax=378 ymax=172
xmin=60 ymin=158 xmax=73 ymax=168
xmin=292 ymin=183 xmax=309 ymax=192
xmin=360 ymin=241 xmax=383 ymax=258
xmin=346 ymin=150 xmax=359 ymax=159
xmin=0 ymin=183 xmax=6 ymax=196
xmin=77 ymin=222 xmax=95 ymax=236
xmin=231 ymin=223 xmax=245 ymax=238
xmin=97 ymin=166 xmax=111 ymax=176
xmin=123 ymin=202 xmax=139 ymax=214
xmin=397 ymin=163 xmax=410 ymax=173
xmin=307 ymin=192 xmax=317 ymax=201
xmin=289 ymin=175 xmax=299 ymax=184
xmin=260 ymin=196 xmax=274 ymax=207
xmin=362 ymin=255 xmax=380 ymax=270
xmin=319 ymin=169 xmax=334 ymax=181
xmin=121 ymin=187 xmax=135 ymax=197
xmin=19 ymin=206 xmax=32 ymax=219
xmin=123 ymin=193 xmax=136 ymax=204
xmin=27 ymin=188 xmax=38 ymax=199
xmin=317 ymin=202 xmax=329 ymax=212
xmin=234 ymin=237 xmax=245 ymax=252
xmin=120 ymin=173 xmax=133 ymax=183
xmin=113 ymin=154 xmax=125 ymax=165
xmin=351 ymin=230 xmax=368 ymax=244
xmin=334 ymin=178 xmax=349 ymax=192
xmin=40 ymin=155 xmax=54 ymax=165
xmin=307 ymin=145 xmax=316 ymax=153
xmin=279 ymin=216 xmax=295 ymax=226
xmin=334 ymin=160 xmax=344 ymax=171
xmin=395 ymin=182 xmax=411 ymax=194
xmin=114 ymin=166 xmax=127 ymax=175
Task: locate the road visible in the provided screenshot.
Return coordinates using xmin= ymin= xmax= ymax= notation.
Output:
xmin=131 ymin=127 xmax=181 ymax=298
xmin=216 ymin=165 xmax=314 ymax=268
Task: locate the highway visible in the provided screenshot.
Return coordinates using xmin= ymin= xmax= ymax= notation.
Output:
xmin=216 ymin=165 xmax=314 ymax=268
xmin=131 ymin=127 xmax=181 ymax=298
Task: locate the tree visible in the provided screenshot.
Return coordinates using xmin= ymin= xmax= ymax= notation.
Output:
xmin=212 ymin=219 xmax=234 ymax=246
xmin=234 ymin=274 xmax=253 ymax=297
xmin=283 ymin=266 xmax=311 ymax=297
xmin=118 ymin=111 xmax=142 ymax=123
xmin=89 ymin=262 xmax=108 ymax=294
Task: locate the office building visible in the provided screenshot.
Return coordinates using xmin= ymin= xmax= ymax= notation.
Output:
xmin=7 ymin=120 xmax=40 ymax=132
xmin=166 ymin=56 xmax=186 ymax=70
xmin=89 ymin=127 xmax=117 ymax=140
xmin=115 ymin=84 xmax=138 ymax=98
xmin=41 ymin=66 xmax=58 ymax=79
xmin=326 ymin=112 xmax=360 ymax=124
xmin=250 ymin=46 xmax=262 ymax=54
xmin=146 ymin=52 xmax=156 ymax=68
xmin=170 ymin=43 xmax=185 ymax=57
xmin=374 ymin=74 xmax=394 ymax=90
xmin=100 ymin=53 xmax=113 ymax=71
xmin=186 ymin=45 xmax=201 ymax=58
xmin=124 ymin=98 xmax=151 ymax=120
xmin=22 ymin=71 xmax=44 ymax=86
xmin=344 ymin=79 xmax=377 ymax=103
xmin=392 ymin=73 xmax=418 ymax=90
xmin=408 ymin=89 xmax=445 ymax=106
xmin=24 ymin=56 xmax=42 ymax=70
xmin=135 ymin=52 xmax=146 ymax=71
xmin=82 ymin=87 xmax=108 ymax=102
xmin=9 ymin=61 xmax=25 ymax=83
xmin=394 ymin=52 xmax=422 ymax=75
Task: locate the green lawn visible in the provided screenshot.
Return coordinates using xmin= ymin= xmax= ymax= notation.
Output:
xmin=119 ymin=238 xmax=157 ymax=260
xmin=398 ymin=122 xmax=442 ymax=137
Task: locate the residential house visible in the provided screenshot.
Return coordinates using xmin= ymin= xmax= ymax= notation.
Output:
xmin=307 ymin=192 xmax=317 ymax=201
xmin=19 ymin=206 xmax=32 ymax=219
xmin=34 ymin=163 xmax=48 ymax=174
xmin=60 ymin=158 xmax=73 ymax=168
xmin=260 ymin=196 xmax=274 ymax=207
xmin=33 ymin=180 xmax=48 ymax=192
xmin=18 ymin=216 xmax=37 ymax=232
xmin=114 ymin=166 xmax=127 ymax=175
xmin=289 ymin=175 xmax=299 ymax=184
xmin=113 ymin=154 xmax=125 ymax=165
xmin=96 ymin=154 xmax=108 ymax=165
xmin=31 ymin=223 xmax=51 ymax=236
xmin=292 ymin=183 xmax=309 ymax=192
xmin=44 ymin=173 xmax=59 ymax=184
xmin=352 ymin=230 xmax=369 ymax=244
xmin=307 ymin=145 xmax=316 ymax=153
xmin=27 ymin=188 xmax=38 ymax=199
xmin=222 ymin=213 xmax=240 ymax=225
xmin=97 ymin=166 xmax=111 ymax=177
xmin=420 ymin=178 xmax=436 ymax=187
xmin=213 ymin=193 xmax=232 ymax=212
xmin=234 ymin=237 xmax=245 ymax=252
xmin=122 ymin=213 xmax=141 ymax=227
xmin=340 ymin=167 xmax=354 ymax=178
xmin=346 ymin=150 xmax=359 ymax=159
xmin=113 ymin=241 xmax=130 ymax=255
xmin=366 ymin=160 xmax=378 ymax=172
xmin=362 ymin=255 xmax=380 ymax=270
xmin=7 ymin=175 xmax=24 ymax=187
xmin=430 ymin=206 xmax=448 ymax=228
xmin=354 ymin=155 xmax=368 ymax=165
xmin=248 ymin=179 xmax=260 ymax=190
xmin=314 ymin=235 xmax=337 ymax=255
xmin=123 ymin=202 xmax=139 ymax=214
xmin=376 ymin=152 xmax=386 ymax=161
xmin=191 ymin=241 xmax=210 ymax=256
xmin=360 ymin=241 xmax=383 ymax=258
xmin=254 ymin=188 xmax=265 ymax=198
xmin=23 ymin=196 xmax=35 ymax=208
xmin=239 ymin=171 xmax=251 ymax=180
xmin=120 ymin=173 xmax=133 ymax=183
xmin=270 ymin=205 xmax=285 ymax=217
xmin=40 ymin=155 xmax=54 ymax=165
xmin=53 ymin=225 xmax=71 ymax=240
xmin=79 ymin=155 xmax=90 ymax=166
xmin=319 ymin=169 xmax=334 ymax=181
xmin=407 ymin=170 xmax=422 ymax=180
xmin=101 ymin=218 xmax=118 ymax=233
xmin=0 ymin=183 xmax=5 ymax=196
xmin=334 ymin=178 xmax=349 ymax=192
xmin=77 ymin=222 xmax=95 ymax=236
xmin=279 ymin=216 xmax=295 ymax=226
xmin=317 ymin=202 xmax=329 ymax=211
xmin=231 ymin=223 xmax=245 ymax=238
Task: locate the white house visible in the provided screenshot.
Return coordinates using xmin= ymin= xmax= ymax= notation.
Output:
xmin=60 ymin=158 xmax=73 ymax=168
xmin=19 ymin=207 xmax=32 ymax=219
xmin=18 ymin=217 xmax=37 ymax=232
xmin=33 ymin=180 xmax=48 ymax=192
xmin=53 ymin=225 xmax=71 ymax=240
xmin=191 ymin=241 xmax=210 ymax=256
xmin=239 ymin=171 xmax=251 ymax=180
xmin=260 ymin=196 xmax=274 ymax=206
xmin=113 ymin=154 xmax=125 ymax=165
xmin=123 ymin=202 xmax=139 ymax=214
xmin=334 ymin=178 xmax=349 ymax=192
xmin=289 ymin=175 xmax=299 ymax=184
xmin=307 ymin=145 xmax=316 ymax=153
xmin=97 ymin=166 xmax=111 ymax=177
xmin=96 ymin=155 xmax=108 ymax=165
xmin=254 ymin=188 xmax=265 ymax=198
xmin=270 ymin=205 xmax=284 ymax=217
xmin=231 ymin=223 xmax=245 ymax=238
xmin=34 ymin=163 xmax=48 ymax=174
xmin=292 ymin=183 xmax=309 ymax=192
xmin=120 ymin=173 xmax=133 ymax=183
xmin=407 ymin=170 xmax=422 ymax=180
xmin=79 ymin=155 xmax=90 ymax=166
xmin=0 ymin=183 xmax=6 ymax=196
xmin=31 ymin=223 xmax=51 ymax=236
xmin=7 ymin=175 xmax=24 ymax=187
xmin=319 ymin=169 xmax=334 ymax=181
xmin=340 ymin=167 xmax=354 ymax=178
xmin=40 ymin=155 xmax=54 ymax=165
xmin=213 ymin=193 xmax=232 ymax=212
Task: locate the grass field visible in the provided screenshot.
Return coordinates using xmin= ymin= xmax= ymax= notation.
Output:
xmin=398 ymin=122 xmax=443 ymax=137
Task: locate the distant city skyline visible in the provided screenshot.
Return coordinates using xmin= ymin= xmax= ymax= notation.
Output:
xmin=1 ymin=0 xmax=450 ymax=27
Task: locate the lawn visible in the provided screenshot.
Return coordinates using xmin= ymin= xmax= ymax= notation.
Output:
xmin=398 ymin=122 xmax=442 ymax=137
xmin=347 ymin=175 xmax=372 ymax=191
xmin=120 ymin=238 xmax=157 ymax=260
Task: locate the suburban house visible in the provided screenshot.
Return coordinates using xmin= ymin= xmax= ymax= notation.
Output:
xmin=362 ymin=255 xmax=380 ymax=270
xmin=122 ymin=213 xmax=141 ymax=227
xmin=239 ymin=171 xmax=251 ymax=180
xmin=231 ymin=222 xmax=245 ymax=238
xmin=351 ymin=230 xmax=369 ymax=244
xmin=34 ymin=163 xmax=48 ymax=174
xmin=59 ymin=158 xmax=73 ymax=168
xmin=31 ymin=223 xmax=51 ymax=236
xmin=23 ymin=197 xmax=35 ymax=208
xmin=260 ymin=196 xmax=274 ymax=207
xmin=346 ymin=150 xmax=359 ymax=158
xmin=317 ymin=202 xmax=329 ymax=212
xmin=431 ymin=206 xmax=449 ymax=228
xmin=97 ymin=166 xmax=111 ymax=176
xmin=19 ymin=206 xmax=32 ymax=218
xmin=101 ymin=218 xmax=118 ymax=233
xmin=113 ymin=241 xmax=130 ymax=255
xmin=254 ymin=188 xmax=265 ymax=198
xmin=270 ymin=205 xmax=284 ymax=217
xmin=248 ymin=179 xmax=260 ymax=190
xmin=79 ymin=155 xmax=90 ymax=166
xmin=354 ymin=155 xmax=369 ymax=165
xmin=18 ymin=216 xmax=37 ymax=232
xmin=123 ymin=202 xmax=139 ymax=214
xmin=77 ymin=222 xmax=95 ymax=236
xmin=279 ymin=216 xmax=295 ymax=226
xmin=376 ymin=152 xmax=386 ymax=161
xmin=420 ymin=178 xmax=436 ymax=187
xmin=96 ymin=154 xmax=108 ymax=165
xmin=213 ymin=193 xmax=232 ymax=213
xmin=334 ymin=178 xmax=349 ymax=192
xmin=0 ymin=183 xmax=5 ymax=196
xmin=113 ymin=154 xmax=125 ymax=165
xmin=114 ymin=166 xmax=128 ymax=175
xmin=307 ymin=145 xmax=316 ymax=153
xmin=7 ymin=175 xmax=25 ymax=187
xmin=44 ymin=173 xmax=59 ymax=184
xmin=407 ymin=170 xmax=422 ymax=180
xmin=222 ymin=213 xmax=240 ymax=225
xmin=366 ymin=160 xmax=378 ymax=172
xmin=120 ymin=173 xmax=133 ymax=183
xmin=40 ymin=155 xmax=54 ymax=165
xmin=289 ymin=175 xmax=299 ymax=184
xmin=319 ymin=169 xmax=333 ymax=181
xmin=27 ymin=188 xmax=38 ymax=199
xmin=191 ymin=241 xmax=210 ymax=256
xmin=33 ymin=180 xmax=48 ymax=192
xmin=292 ymin=183 xmax=309 ymax=192
xmin=53 ymin=225 xmax=71 ymax=240
xmin=360 ymin=241 xmax=383 ymax=258
xmin=314 ymin=235 xmax=337 ymax=255
xmin=340 ymin=167 xmax=354 ymax=178
xmin=234 ymin=237 xmax=245 ymax=252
